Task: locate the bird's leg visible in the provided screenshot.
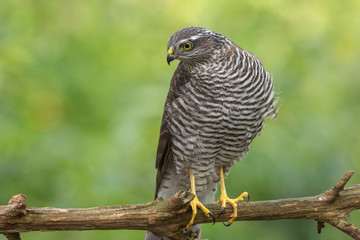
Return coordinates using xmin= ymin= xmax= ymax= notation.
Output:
xmin=186 ymin=168 xmax=215 ymax=230
xmin=215 ymin=166 xmax=249 ymax=226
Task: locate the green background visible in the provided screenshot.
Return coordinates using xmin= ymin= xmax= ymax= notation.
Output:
xmin=1 ymin=0 xmax=359 ymax=239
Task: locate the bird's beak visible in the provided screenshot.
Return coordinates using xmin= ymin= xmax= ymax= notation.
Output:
xmin=167 ymin=47 xmax=176 ymax=65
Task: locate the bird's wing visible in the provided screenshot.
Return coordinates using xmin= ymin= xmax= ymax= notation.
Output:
xmin=155 ymin=62 xmax=191 ymax=198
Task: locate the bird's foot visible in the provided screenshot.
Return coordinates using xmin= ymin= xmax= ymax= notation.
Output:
xmin=186 ymin=195 xmax=215 ymax=230
xmin=215 ymin=191 xmax=248 ymax=226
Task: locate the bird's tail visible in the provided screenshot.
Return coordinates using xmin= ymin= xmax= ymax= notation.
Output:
xmin=144 ymin=224 xmax=202 ymax=240
xmin=144 ymin=231 xmax=168 ymax=240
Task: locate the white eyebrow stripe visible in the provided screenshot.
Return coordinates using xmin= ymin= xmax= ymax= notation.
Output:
xmin=179 ymin=36 xmax=201 ymax=44
xmin=189 ymin=36 xmax=201 ymax=41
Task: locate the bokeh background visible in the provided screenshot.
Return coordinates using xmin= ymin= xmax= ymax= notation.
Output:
xmin=1 ymin=0 xmax=359 ymax=239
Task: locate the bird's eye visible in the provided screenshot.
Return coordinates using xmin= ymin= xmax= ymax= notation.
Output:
xmin=181 ymin=41 xmax=193 ymax=51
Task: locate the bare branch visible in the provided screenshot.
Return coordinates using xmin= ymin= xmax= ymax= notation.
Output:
xmin=328 ymin=217 xmax=360 ymax=240
xmin=319 ymin=170 xmax=354 ymax=201
xmin=0 ymin=171 xmax=359 ymax=240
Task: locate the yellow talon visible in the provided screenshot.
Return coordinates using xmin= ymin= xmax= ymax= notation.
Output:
xmin=186 ymin=168 xmax=215 ymax=230
xmin=215 ymin=166 xmax=249 ymax=225
xmin=186 ymin=195 xmax=212 ymax=229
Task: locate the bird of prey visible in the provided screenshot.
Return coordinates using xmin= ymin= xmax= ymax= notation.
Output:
xmin=145 ymin=27 xmax=277 ymax=240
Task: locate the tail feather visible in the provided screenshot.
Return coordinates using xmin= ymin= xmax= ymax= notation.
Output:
xmin=144 ymin=225 xmax=201 ymax=240
xmin=144 ymin=231 xmax=169 ymax=240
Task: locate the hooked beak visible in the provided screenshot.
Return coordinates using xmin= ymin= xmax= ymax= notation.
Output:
xmin=167 ymin=47 xmax=176 ymax=65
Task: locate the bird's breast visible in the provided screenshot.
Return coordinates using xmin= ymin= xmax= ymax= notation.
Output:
xmin=167 ymin=51 xmax=276 ymax=189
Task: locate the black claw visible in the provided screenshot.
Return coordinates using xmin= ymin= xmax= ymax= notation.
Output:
xmin=218 ymin=206 xmax=225 ymax=218
xmin=246 ymin=194 xmax=250 ymax=202
xmin=209 ymin=211 xmax=216 ymax=225
xmin=223 ymin=222 xmax=231 ymax=227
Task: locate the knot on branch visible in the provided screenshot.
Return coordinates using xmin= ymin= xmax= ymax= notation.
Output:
xmin=152 ymin=190 xmax=195 ymax=213
xmin=6 ymin=194 xmax=27 ymax=217
xmin=169 ymin=191 xmax=195 ymax=211
xmin=1 ymin=194 xmax=27 ymax=240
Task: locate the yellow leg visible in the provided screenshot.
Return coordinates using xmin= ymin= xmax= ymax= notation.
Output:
xmin=186 ymin=168 xmax=215 ymax=230
xmin=215 ymin=166 xmax=248 ymax=226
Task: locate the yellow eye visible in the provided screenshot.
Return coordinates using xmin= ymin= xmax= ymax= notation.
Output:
xmin=181 ymin=41 xmax=193 ymax=51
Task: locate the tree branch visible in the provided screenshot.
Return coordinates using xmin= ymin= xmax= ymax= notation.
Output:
xmin=1 ymin=171 xmax=359 ymax=240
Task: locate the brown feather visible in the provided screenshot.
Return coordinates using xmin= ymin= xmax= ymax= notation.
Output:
xmin=155 ymin=62 xmax=191 ymax=198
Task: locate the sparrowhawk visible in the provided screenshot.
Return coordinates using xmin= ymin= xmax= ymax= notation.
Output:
xmin=145 ymin=27 xmax=277 ymax=240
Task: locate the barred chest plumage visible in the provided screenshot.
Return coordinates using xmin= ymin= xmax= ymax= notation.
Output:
xmin=164 ymin=45 xmax=276 ymax=192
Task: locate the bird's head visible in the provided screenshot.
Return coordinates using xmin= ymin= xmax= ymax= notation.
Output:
xmin=166 ymin=27 xmax=227 ymax=65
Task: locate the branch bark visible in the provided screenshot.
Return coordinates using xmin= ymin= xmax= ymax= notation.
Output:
xmin=1 ymin=171 xmax=359 ymax=240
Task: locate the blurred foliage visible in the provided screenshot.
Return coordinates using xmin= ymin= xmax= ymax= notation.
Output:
xmin=1 ymin=0 xmax=360 ymax=239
